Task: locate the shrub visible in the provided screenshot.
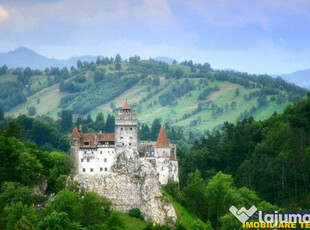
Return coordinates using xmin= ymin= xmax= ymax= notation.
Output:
xmin=128 ymin=208 xmax=144 ymax=220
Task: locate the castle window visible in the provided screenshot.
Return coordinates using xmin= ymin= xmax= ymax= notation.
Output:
xmin=108 ymin=151 xmax=109 ymax=153
xmin=91 ymin=151 xmax=94 ymax=154
xmin=122 ymin=143 xmax=124 ymax=146
xmin=87 ymin=159 xmax=90 ymax=162
xmin=130 ymin=127 xmax=132 ymax=130
xmin=84 ymin=150 xmax=86 ymax=154
xmin=129 ymin=137 xmax=133 ymax=140
xmin=129 ymin=143 xmax=131 ymax=146
xmin=100 ymin=167 xmax=103 ymax=171
xmin=112 ymin=151 xmax=114 ymax=153
xmin=120 ymin=136 xmax=123 ymax=139
xmin=81 ymin=159 xmax=84 ymax=162
xmin=105 ymin=168 xmax=107 ymax=171
xmin=100 ymin=151 xmax=102 ymax=154
xmin=90 ymin=168 xmax=93 ymax=172
xmin=104 ymin=158 xmax=107 ymax=162
xmin=84 ymin=141 xmax=90 ymax=146
xmin=83 ymin=168 xmax=85 ymax=172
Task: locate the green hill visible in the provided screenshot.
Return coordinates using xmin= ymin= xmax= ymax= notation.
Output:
xmin=0 ymin=59 xmax=307 ymax=133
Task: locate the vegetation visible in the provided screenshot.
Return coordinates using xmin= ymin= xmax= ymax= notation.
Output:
xmin=2 ymin=58 xmax=307 ymax=135
xmin=0 ymin=57 xmax=310 ymax=229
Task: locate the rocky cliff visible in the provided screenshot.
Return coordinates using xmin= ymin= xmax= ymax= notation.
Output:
xmin=72 ymin=148 xmax=177 ymax=224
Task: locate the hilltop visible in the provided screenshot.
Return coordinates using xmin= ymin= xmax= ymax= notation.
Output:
xmin=277 ymin=68 xmax=310 ymax=89
xmin=0 ymin=56 xmax=308 ymax=134
xmin=0 ymin=47 xmax=102 ymax=69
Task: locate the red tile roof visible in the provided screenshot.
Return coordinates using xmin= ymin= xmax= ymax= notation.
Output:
xmin=99 ymin=133 xmax=115 ymax=142
xmin=155 ymin=126 xmax=169 ymax=148
xmin=123 ymin=100 xmax=131 ymax=110
xmin=70 ymin=128 xmax=80 ymax=137
xmin=78 ymin=133 xmax=115 ymax=148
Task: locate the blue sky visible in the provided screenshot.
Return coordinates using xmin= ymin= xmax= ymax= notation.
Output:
xmin=0 ymin=0 xmax=309 ymax=74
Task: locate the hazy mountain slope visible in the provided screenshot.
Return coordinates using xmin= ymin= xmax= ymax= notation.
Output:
xmin=154 ymin=57 xmax=175 ymax=64
xmin=277 ymin=68 xmax=310 ymax=88
xmin=0 ymin=47 xmax=101 ymax=69
xmin=3 ymin=59 xmax=307 ymax=133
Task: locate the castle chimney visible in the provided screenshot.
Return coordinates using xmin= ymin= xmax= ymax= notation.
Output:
xmin=78 ymin=125 xmax=82 ymax=133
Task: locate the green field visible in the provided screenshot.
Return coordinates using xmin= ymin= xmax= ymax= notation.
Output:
xmin=2 ymin=61 xmax=305 ymax=133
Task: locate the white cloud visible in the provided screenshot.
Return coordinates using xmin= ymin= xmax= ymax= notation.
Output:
xmin=186 ymin=0 xmax=310 ymax=29
xmin=0 ymin=5 xmax=9 ymax=23
xmin=2 ymin=0 xmax=172 ymax=30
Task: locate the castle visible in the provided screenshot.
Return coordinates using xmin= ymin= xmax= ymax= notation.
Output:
xmin=70 ymin=100 xmax=179 ymax=185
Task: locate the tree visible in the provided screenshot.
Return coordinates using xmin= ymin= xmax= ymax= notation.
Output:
xmin=76 ymin=192 xmax=112 ymax=227
xmin=0 ymin=182 xmax=33 ymax=212
xmin=38 ymin=211 xmax=81 ymax=230
xmin=115 ymin=63 xmax=122 ymax=71
xmin=182 ymin=170 xmax=207 ymax=220
xmin=60 ymin=110 xmax=73 ymax=132
xmin=77 ymin=60 xmax=83 ymax=69
xmin=151 ymin=119 xmax=161 ymax=140
xmin=175 ymin=68 xmax=184 ymax=79
xmin=4 ymin=202 xmax=37 ymax=230
xmin=105 ymin=115 xmax=115 ymax=133
xmin=0 ymin=108 xmax=4 ymax=121
xmin=115 ymin=54 xmax=122 ymax=63
xmin=48 ymin=190 xmax=79 ymax=220
xmin=23 ymin=67 xmax=33 ymax=78
xmin=28 ymin=106 xmax=36 ymax=116
xmin=4 ymin=120 xmax=23 ymax=139
xmin=16 ymin=152 xmax=43 ymax=186
xmin=257 ymin=96 xmax=267 ymax=106
xmin=129 ymin=55 xmax=140 ymax=63
xmin=94 ymin=71 xmax=105 ymax=82
xmin=46 ymin=152 xmax=73 ymax=193
xmin=152 ymin=76 xmax=160 ymax=86
xmin=235 ymin=88 xmax=240 ymax=97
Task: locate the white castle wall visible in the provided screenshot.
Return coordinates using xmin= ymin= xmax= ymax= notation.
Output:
xmin=78 ymin=147 xmax=115 ymax=174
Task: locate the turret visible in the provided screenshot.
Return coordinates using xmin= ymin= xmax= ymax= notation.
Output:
xmin=155 ymin=126 xmax=170 ymax=158
xmin=70 ymin=127 xmax=80 ymax=175
xmin=115 ymin=100 xmax=138 ymax=151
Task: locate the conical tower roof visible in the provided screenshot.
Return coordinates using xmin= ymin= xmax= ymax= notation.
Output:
xmin=155 ymin=126 xmax=169 ymax=148
xmin=123 ymin=99 xmax=131 ymax=110
xmin=70 ymin=127 xmax=80 ymax=137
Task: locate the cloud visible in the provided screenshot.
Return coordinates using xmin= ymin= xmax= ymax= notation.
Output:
xmin=2 ymin=0 xmax=172 ymax=30
xmin=185 ymin=0 xmax=310 ymax=29
xmin=0 ymin=5 xmax=9 ymax=23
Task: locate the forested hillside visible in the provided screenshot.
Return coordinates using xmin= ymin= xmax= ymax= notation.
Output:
xmin=0 ymin=91 xmax=310 ymax=230
xmin=1 ymin=87 xmax=310 ymax=230
xmin=0 ymin=55 xmax=307 ymax=135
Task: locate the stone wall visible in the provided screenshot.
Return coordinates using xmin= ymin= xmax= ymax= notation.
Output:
xmin=72 ymin=148 xmax=177 ymax=224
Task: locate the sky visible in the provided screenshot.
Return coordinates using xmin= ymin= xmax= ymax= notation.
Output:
xmin=0 ymin=0 xmax=310 ymax=74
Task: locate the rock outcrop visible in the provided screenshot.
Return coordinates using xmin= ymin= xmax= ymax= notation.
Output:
xmin=72 ymin=148 xmax=177 ymax=224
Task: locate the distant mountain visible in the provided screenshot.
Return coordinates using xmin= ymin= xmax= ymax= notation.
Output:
xmin=0 ymin=47 xmax=102 ymax=69
xmin=153 ymin=57 xmax=176 ymax=64
xmin=275 ymin=69 xmax=310 ymax=89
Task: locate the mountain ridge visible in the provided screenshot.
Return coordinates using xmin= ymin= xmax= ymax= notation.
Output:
xmin=0 ymin=47 xmax=102 ymax=69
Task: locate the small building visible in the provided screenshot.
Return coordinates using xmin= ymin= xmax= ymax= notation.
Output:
xmin=70 ymin=100 xmax=178 ymax=185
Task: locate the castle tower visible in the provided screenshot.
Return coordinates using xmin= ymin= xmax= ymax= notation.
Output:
xmin=115 ymin=100 xmax=138 ymax=151
xmin=155 ymin=126 xmax=170 ymax=158
xmin=70 ymin=127 xmax=81 ymax=175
